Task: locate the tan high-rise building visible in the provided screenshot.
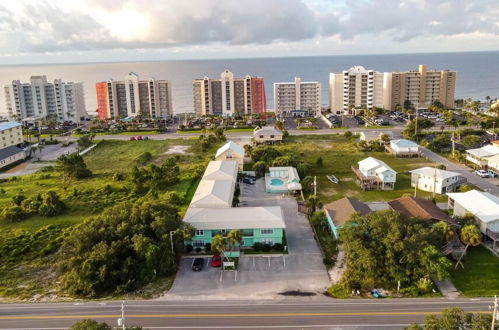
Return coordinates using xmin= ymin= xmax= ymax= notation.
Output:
xmin=274 ymin=77 xmax=321 ymax=116
xmin=386 ymin=64 xmax=456 ymax=110
xmin=193 ymin=70 xmax=266 ymax=117
xmin=96 ymin=72 xmax=173 ymax=119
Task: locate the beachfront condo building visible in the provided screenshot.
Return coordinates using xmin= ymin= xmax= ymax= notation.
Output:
xmin=3 ymin=76 xmax=87 ymax=123
xmin=385 ymin=64 xmax=456 ymax=110
xmin=329 ymin=66 xmax=387 ymax=115
xmin=329 ymin=65 xmax=457 ymax=114
xmin=273 ymin=77 xmax=321 ymax=117
xmin=192 ymin=70 xmax=266 ymax=117
xmin=96 ymin=72 xmax=173 ymax=120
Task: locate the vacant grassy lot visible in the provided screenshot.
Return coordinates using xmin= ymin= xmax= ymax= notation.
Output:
xmin=282 ymin=135 xmax=444 ymax=202
xmin=450 ymin=245 xmax=499 ymax=296
xmin=0 ymin=138 xmax=219 ymax=300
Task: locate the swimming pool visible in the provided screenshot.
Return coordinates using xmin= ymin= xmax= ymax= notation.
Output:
xmin=270 ymin=178 xmax=284 ymax=186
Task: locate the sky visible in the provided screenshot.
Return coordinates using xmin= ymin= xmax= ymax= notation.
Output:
xmin=0 ymin=0 xmax=498 ymax=65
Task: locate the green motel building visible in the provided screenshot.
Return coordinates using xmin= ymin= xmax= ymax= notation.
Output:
xmin=183 ymin=157 xmax=286 ymax=256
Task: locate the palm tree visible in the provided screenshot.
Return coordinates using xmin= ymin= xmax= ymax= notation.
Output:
xmin=305 ymin=195 xmax=322 ymax=216
xmin=211 ymin=234 xmax=227 ymax=257
xmin=433 ymin=221 xmax=455 ymax=242
xmin=227 ymin=229 xmax=244 ymax=255
xmin=455 ymin=224 xmax=482 ymax=269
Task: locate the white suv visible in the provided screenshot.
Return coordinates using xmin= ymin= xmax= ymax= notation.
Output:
xmin=475 ymin=170 xmax=489 ymax=178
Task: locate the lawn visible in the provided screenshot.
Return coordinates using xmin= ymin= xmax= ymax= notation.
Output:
xmin=0 ymin=138 xmax=219 ymax=300
xmin=281 ymin=135 xmax=445 ymax=202
xmin=450 ymin=245 xmax=499 ymax=296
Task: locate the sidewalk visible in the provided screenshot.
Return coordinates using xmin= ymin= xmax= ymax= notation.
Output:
xmin=420 ymin=147 xmax=499 ymax=196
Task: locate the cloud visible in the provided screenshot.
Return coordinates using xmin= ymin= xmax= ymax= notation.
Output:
xmin=0 ymin=0 xmax=498 ymax=55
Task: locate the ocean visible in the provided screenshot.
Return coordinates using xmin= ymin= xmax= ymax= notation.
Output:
xmin=1 ymin=51 xmax=498 ymax=115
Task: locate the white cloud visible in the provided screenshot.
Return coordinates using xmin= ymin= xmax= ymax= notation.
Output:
xmin=0 ymin=0 xmax=498 ymax=62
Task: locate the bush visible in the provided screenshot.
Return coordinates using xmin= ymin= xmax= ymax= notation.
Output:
xmin=185 ymin=244 xmax=193 ymax=253
xmin=327 ymin=284 xmax=350 ymax=298
xmin=272 ymin=243 xmax=284 ymax=251
xmin=38 ymin=191 xmax=66 ymax=217
xmin=205 ymin=243 xmax=211 ymax=252
xmin=70 ymin=319 xmax=111 ymax=330
xmin=262 ymin=243 xmax=272 ymax=252
xmin=113 ymin=172 xmax=125 ymax=181
xmin=252 ymin=242 xmax=263 ymax=251
xmin=1 ymin=206 xmax=27 ymax=222
xmin=195 ymin=247 xmax=202 ymax=253
xmin=136 ymin=151 xmax=152 ymax=164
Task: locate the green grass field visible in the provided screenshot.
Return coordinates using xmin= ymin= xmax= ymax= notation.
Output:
xmin=0 ymin=138 xmax=219 ymax=300
xmin=450 ymin=245 xmax=499 ymax=296
xmin=282 ymin=135 xmax=446 ymax=202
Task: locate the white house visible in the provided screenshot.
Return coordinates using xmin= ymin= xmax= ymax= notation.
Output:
xmin=359 ymin=131 xmax=393 ymax=143
xmin=465 ymin=141 xmax=499 ymax=167
xmin=215 ymin=141 xmax=245 ymax=170
xmin=487 ymin=154 xmax=499 ymax=177
xmin=356 ymin=157 xmax=397 ymax=190
xmin=410 ymin=167 xmax=466 ymax=194
xmin=388 ymin=139 xmax=420 ymax=157
xmin=447 ymin=190 xmax=499 ymax=248
xmin=253 ymin=126 xmax=283 ymax=145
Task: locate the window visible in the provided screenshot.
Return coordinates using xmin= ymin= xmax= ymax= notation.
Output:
xmin=261 ymin=228 xmax=273 ymax=235
xmin=270 ymin=135 xmax=274 ymax=138
xmin=259 ymin=135 xmax=263 ymax=138
xmin=195 ymin=230 xmax=204 ymax=236
xmin=192 ymin=240 xmax=204 ymax=247
xmin=261 ymin=238 xmax=274 ymax=245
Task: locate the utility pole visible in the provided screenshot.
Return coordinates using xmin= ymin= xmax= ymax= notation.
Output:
xmin=170 ymin=230 xmax=176 ymax=255
xmin=314 ymin=176 xmax=317 ymax=196
xmin=414 ymin=106 xmax=419 ymax=142
xmin=492 ymin=295 xmax=498 ymax=330
xmin=433 ymin=166 xmax=437 ymax=199
xmin=117 ymin=301 xmax=126 ymax=330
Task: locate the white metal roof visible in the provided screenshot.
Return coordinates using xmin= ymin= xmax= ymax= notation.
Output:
xmin=189 ymin=180 xmax=234 ymax=208
xmin=215 ymin=141 xmax=245 ymax=158
xmin=202 ymin=160 xmax=238 ymax=182
xmin=184 ymin=206 xmax=286 ymax=230
xmin=269 ymin=167 xmax=300 ymax=182
xmin=447 ymin=190 xmax=499 ymax=223
xmin=466 ymin=145 xmax=499 ymax=158
xmin=410 ymin=167 xmax=461 ymax=180
xmin=254 ymin=126 xmax=283 ymax=136
xmin=358 ymin=157 xmax=396 ymax=174
xmin=391 ymin=139 xmax=419 ymax=148
xmin=0 ymin=122 xmax=21 ymax=132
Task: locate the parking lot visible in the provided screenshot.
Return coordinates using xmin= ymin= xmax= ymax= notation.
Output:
xmin=164 ymin=179 xmax=330 ymax=300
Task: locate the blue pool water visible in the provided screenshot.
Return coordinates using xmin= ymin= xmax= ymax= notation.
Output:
xmin=270 ymin=178 xmax=284 ymax=186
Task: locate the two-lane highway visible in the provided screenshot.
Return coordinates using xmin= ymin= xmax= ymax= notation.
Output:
xmin=0 ymin=298 xmax=494 ymax=329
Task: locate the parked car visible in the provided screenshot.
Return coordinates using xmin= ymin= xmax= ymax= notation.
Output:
xmin=243 ymin=177 xmax=255 ymax=185
xmin=211 ymin=255 xmax=222 ymax=267
xmin=136 ymin=135 xmax=143 ymax=141
xmin=475 ymin=169 xmax=489 ymax=178
xmin=192 ymin=258 xmax=204 ymax=271
xmin=129 ymin=136 xmax=136 ymax=141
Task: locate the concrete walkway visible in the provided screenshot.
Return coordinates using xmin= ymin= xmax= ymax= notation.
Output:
xmin=434 ymin=279 xmax=459 ymax=299
xmin=420 ymin=147 xmax=499 ymax=196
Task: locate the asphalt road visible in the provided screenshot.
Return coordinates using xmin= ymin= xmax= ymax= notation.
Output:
xmin=0 ymin=298 xmax=494 ymax=329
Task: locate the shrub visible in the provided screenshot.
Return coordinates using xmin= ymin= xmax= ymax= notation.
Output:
xmin=185 ymin=244 xmax=193 ymax=253
xmin=195 ymin=247 xmax=202 ymax=253
xmin=262 ymin=243 xmax=272 ymax=252
xmin=38 ymin=191 xmax=66 ymax=217
xmin=70 ymin=319 xmax=111 ymax=330
xmin=252 ymin=242 xmax=263 ymax=251
xmin=272 ymin=243 xmax=284 ymax=251
xmin=1 ymin=206 xmax=27 ymax=222
xmin=113 ymin=172 xmax=125 ymax=181
xmin=136 ymin=151 xmax=152 ymax=164
xmin=205 ymin=243 xmax=211 ymax=252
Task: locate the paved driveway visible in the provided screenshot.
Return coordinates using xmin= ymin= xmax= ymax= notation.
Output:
xmin=163 ymin=179 xmax=330 ymax=300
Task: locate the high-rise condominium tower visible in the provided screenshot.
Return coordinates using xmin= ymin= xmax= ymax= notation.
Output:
xmin=329 ymin=65 xmax=457 ymax=114
xmin=3 ymin=76 xmax=87 ymax=122
xmin=386 ymin=64 xmax=456 ymax=110
xmin=273 ymin=77 xmax=321 ymax=116
xmin=193 ymin=70 xmax=266 ymax=117
xmin=96 ymin=72 xmax=173 ymax=120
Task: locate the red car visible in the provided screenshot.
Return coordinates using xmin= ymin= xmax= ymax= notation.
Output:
xmin=136 ymin=135 xmax=143 ymax=141
xmin=129 ymin=136 xmax=136 ymax=141
xmin=211 ymin=255 xmax=222 ymax=267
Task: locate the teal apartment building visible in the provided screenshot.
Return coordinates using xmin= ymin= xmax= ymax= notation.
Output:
xmin=183 ymin=156 xmax=286 ymax=256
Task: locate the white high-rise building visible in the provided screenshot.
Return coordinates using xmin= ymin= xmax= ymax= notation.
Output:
xmin=3 ymin=76 xmax=87 ymax=123
xmin=329 ymin=66 xmax=388 ymax=115
xmin=96 ymin=72 xmax=173 ymax=119
xmin=273 ymin=77 xmax=321 ymax=116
